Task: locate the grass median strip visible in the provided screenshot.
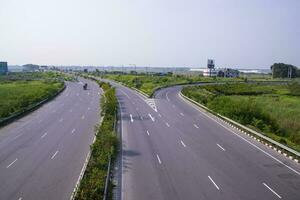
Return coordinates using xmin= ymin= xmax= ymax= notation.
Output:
xmin=75 ymin=81 xmax=118 ymax=200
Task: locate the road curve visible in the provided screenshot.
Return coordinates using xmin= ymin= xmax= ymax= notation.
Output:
xmin=0 ymin=78 xmax=101 ymax=200
xmin=109 ymin=81 xmax=300 ymax=200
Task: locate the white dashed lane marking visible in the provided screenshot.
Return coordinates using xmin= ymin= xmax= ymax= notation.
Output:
xmin=41 ymin=132 xmax=47 ymax=138
xmin=208 ymin=176 xmax=220 ymax=190
xmin=51 ymin=151 xmax=59 ymax=160
xmin=6 ymin=158 xmax=18 ymax=168
xmin=156 ymin=154 xmax=162 ymax=164
xmin=263 ymin=183 xmax=282 ymax=199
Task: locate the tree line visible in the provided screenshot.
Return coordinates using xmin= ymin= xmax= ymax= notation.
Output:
xmin=271 ymin=63 xmax=300 ymax=78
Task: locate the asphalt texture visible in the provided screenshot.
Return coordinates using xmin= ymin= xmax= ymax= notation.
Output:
xmin=0 ymin=78 xmax=101 ymax=200
xmin=109 ymin=82 xmax=300 ymax=200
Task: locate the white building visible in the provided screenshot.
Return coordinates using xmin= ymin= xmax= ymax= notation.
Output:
xmin=203 ymin=68 xmax=218 ymax=77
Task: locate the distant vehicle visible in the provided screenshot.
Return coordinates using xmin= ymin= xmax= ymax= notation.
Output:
xmin=83 ymin=83 xmax=88 ymax=90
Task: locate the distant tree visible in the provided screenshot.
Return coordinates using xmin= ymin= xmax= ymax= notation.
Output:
xmin=297 ymin=68 xmax=300 ymax=77
xmin=130 ymin=70 xmax=137 ymax=75
xmin=167 ymin=72 xmax=173 ymax=76
xmin=270 ymin=63 xmax=297 ymax=78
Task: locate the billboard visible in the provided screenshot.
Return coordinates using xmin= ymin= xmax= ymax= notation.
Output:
xmin=207 ymin=59 xmax=215 ymax=69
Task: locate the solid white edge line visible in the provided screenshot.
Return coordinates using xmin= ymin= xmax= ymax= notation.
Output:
xmin=180 ymin=140 xmax=186 ymax=147
xmin=217 ymin=143 xmax=225 ymax=151
xmin=263 ymin=182 xmax=282 ymax=199
xmin=208 ymin=176 xmax=220 ymax=190
xmin=6 ymin=158 xmax=18 ymax=168
xmin=51 ymin=151 xmax=59 ymax=159
xmin=118 ymin=100 xmax=125 ymax=200
xmin=156 ymin=154 xmax=162 ymax=164
xmin=180 ymin=93 xmax=300 ymax=176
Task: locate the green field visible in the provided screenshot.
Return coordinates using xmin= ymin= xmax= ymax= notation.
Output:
xmin=101 ymin=74 xmax=240 ymax=96
xmin=182 ymin=83 xmax=300 ymax=151
xmin=0 ymin=79 xmax=64 ymax=120
xmin=0 ymin=71 xmax=76 ymax=82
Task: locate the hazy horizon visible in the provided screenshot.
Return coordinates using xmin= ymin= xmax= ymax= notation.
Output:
xmin=1 ymin=0 xmax=299 ymax=68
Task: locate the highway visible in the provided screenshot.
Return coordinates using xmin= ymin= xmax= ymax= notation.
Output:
xmin=111 ymin=82 xmax=300 ymax=200
xmin=0 ymin=78 xmax=101 ymax=200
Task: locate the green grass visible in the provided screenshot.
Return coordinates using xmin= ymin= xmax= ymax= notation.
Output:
xmin=182 ymin=83 xmax=300 ymax=152
xmin=0 ymin=80 xmax=64 ymax=120
xmin=75 ymin=81 xmax=118 ymax=200
xmin=0 ymin=71 xmax=76 ymax=82
xmin=100 ymin=74 xmax=241 ymax=96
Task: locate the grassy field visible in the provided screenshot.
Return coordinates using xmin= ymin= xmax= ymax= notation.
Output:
xmin=100 ymin=73 xmax=241 ymax=96
xmin=0 ymin=74 xmax=65 ymax=120
xmin=182 ymin=82 xmax=300 ymax=151
xmin=0 ymin=71 xmax=76 ymax=82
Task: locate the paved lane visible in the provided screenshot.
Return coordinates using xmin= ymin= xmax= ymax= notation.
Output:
xmin=108 ymin=81 xmax=300 ymax=200
xmin=0 ymin=78 xmax=101 ymax=200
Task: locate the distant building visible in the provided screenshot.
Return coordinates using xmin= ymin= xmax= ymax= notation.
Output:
xmin=23 ymin=64 xmax=40 ymax=72
xmin=40 ymin=65 xmax=49 ymax=72
xmin=203 ymin=68 xmax=218 ymax=77
xmin=0 ymin=62 xmax=8 ymax=74
xmin=218 ymin=68 xmax=240 ymax=78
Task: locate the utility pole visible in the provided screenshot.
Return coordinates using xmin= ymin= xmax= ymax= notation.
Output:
xmin=288 ymin=66 xmax=292 ymax=79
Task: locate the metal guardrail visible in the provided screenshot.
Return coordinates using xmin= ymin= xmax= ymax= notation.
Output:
xmin=180 ymin=91 xmax=300 ymax=161
xmin=102 ymin=102 xmax=118 ymax=200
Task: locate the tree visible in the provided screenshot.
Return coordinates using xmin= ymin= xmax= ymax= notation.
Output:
xmin=270 ymin=63 xmax=298 ymax=78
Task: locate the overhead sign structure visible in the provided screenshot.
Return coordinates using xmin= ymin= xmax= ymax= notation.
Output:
xmin=207 ymin=59 xmax=215 ymax=69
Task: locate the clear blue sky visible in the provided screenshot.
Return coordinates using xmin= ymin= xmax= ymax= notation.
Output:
xmin=0 ymin=0 xmax=299 ymax=68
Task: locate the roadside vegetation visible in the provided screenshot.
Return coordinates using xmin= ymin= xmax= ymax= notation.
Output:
xmin=91 ymin=72 xmax=241 ymax=96
xmin=0 ymin=71 xmax=76 ymax=82
xmin=0 ymin=72 xmax=65 ymax=121
xmin=182 ymin=82 xmax=300 ymax=151
xmin=75 ymin=81 xmax=118 ymax=200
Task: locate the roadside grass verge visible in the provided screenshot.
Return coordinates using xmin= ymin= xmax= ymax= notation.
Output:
xmin=0 ymin=71 xmax=76 ymax=82
xmin=95 ymin=73 xmax=241 ymax=96
xmin=0 ymin=80 xmax=64 ymax=120
xmin=182 ymin=82 xmax=300 ymax=152
xmin=75 ymin=81 xmax=118 ymax=200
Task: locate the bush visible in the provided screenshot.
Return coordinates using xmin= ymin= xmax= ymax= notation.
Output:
xmin=182 ymin=83 xmax=300 ymax=151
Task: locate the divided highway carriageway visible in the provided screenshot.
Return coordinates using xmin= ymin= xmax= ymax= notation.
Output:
xmin=0 ymin=78 xmax=101 ymax=200
xmin=109 ymin=80 xmax=300 ymax=200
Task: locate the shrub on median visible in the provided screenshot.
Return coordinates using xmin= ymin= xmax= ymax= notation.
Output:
xmin=75 ymin=81 xmax=118 ymax=200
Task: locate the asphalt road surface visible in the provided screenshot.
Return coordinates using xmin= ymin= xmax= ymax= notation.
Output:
xmin=110 ymin=82 xmax=300 ymax=200
xmin=0 ymin=78 xmax=101 ymax=200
